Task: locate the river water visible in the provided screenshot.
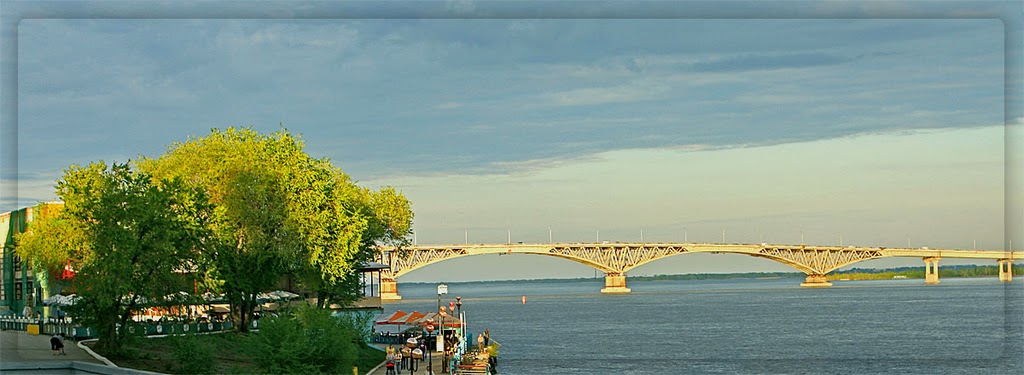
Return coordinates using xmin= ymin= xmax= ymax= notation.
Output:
xmin=380 ymin=277 xmax=1023 ymax=374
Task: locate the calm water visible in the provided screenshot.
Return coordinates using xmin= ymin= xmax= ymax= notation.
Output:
xmin=382 ymin=277 xmax=1023 ymax=374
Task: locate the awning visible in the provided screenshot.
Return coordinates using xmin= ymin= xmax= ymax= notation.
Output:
xmin=358 ymin=261 xmax=390 ymax=271
xmin=375 ymin=310 xmax=409 ymax=325
xmin=376 ymin=310 xmax=464 ymax=328
xmin=403 ymin=311 xmax=427 ymax=325
xmin=413 ymin=312 xmax=463 ymax=328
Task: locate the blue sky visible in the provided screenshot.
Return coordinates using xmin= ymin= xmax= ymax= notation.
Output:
xmin=2 ymin=1 xmax=1021 ymax=281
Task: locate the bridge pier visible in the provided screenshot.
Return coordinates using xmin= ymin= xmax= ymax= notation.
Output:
xmin=380 ymin=279 xmax=402 ymax=301
xmin=800 ymin=274 xmax=833 ymax=288
xmin=601 ymin=272 xmax=631 ymax=294
xmin=998 ymin=259 xmax=1014 ymax=282
xmin=924 ymin=257 xmax=940 ymax=284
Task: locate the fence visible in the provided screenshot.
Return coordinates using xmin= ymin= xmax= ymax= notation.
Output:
xmin=0 ymin=317 xmax=237 ymax=339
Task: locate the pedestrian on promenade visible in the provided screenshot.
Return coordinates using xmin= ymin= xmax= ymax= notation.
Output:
xmin=484 ymin=328 xmax=490 ymax=347
xmin=385 ymin=350 xmax=396 ymax=375
xmin=477 ymin=333 xmax=484 ymax=352
xmin=50 ymin=334 xmax=65 ymax=356
xmin=396 ymin=347 xmax=404 ymax=371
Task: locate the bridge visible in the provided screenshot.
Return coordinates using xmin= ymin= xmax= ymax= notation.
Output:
xmin=375 ymin=242 xmax=1021 ymax=300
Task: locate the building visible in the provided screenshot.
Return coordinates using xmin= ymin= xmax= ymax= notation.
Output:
xmin=1 ymin=202 xmax=64 ymax=315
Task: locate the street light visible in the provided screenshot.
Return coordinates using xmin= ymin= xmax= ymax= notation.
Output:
xmin=425 ymin=319 xmax=435 ymax=374
xmin=455 ymin=296 xmax=462 ymax=344
xmin=439 ymin=309 xmax=448 ymax=373
xmin=437 ymin=284 xmax=448 ymax=317
xmin=436 ymin=283 xmax=447 ymax=369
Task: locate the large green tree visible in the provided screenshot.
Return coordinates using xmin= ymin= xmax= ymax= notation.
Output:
xmin=18 ymin=162 xmax=213 ymax=353
xmin=139 ymin=127 xmax=413 ymax=328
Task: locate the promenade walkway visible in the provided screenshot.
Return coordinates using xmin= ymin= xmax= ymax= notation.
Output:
xmin=0 ymin=330 xmax=105 ymax=364
xmin=367 ymin=344 xmax=492 ymax=375
xmin=367 ymin=344 xmax=442 ymax=375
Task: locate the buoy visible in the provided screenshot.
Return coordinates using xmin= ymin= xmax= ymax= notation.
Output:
xmin=521 ymin=295 xmax=526 ymax=304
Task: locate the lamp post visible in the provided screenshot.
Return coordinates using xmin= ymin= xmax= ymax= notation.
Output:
xmin=455 ymin=296 xmax=462 ymax=344
xmin=436 ymin=284 xmax=447 ymax=372
xmin=425 ymin=319 xmax=435 ymax=374
xmin=440 ymin=309 xmax=448 ymax=373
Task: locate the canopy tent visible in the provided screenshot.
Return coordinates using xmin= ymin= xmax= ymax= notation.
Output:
xmin=268 ymin=290 xmax=300 ymax=301
xmin=402 ymin=311 xmax=428 ymax=325
xmin=375 ymin=310 xmax=409 ymax=325
xmin=163 ymin=291 xmax=194 ymax=304
xmin=357 ymin=261 xmax=390 ymax=272
xmin=426 ymin=312 xmax=463 ymax=328
xmin=256 ymin=290 xmax=301 ymax=303
xmin=43 ymin=294 xmax=81 ymax=307
xmin=376 ymin=311 xmax=463 ymax=328
xmin=202 ymin=292 xmax=227 ymax=304
xmin=207 ymin=305 xmax=230 ymax=313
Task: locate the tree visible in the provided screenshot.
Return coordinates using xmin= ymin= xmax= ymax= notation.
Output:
xmin=138 ymin=127 xmax=414 ymax=328
xmin=301 ymin=185 xmax=414 ymax=308
xmin=140 ymin=128 xmax=306 ymax=332
xmin=14 ymin=203 xmax=87 ymax=307
xmin=17 ymin=162 xmax=213 ymax=353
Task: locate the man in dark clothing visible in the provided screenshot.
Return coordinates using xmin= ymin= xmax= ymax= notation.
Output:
xmin=50 ymin=334 xmax=65 ymax=356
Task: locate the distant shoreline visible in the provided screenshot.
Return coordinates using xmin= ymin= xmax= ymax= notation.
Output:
xmin=403 ymin=264 xmax=1022 ymax=284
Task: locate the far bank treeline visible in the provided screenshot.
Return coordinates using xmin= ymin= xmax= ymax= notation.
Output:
xmin=14 ymin=127 xmax=413 ymax=352
xmin=626 ymin=264 xmax=1023 ymax=282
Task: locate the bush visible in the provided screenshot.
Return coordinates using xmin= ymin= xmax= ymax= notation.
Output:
xmin=248 ymin=305 xmax=359 ymax=374
xmin=171 ymin=333 xmax=215 ymax=374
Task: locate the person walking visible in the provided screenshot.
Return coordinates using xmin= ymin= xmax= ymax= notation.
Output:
xmin=396 ymin=347 xmax=404 ymax=372
xmin=477 ymin=333 xmax=485 ymax=352
xmin=484 ymin=329 xmax=490 ymax=347
xmin=385 ymin=350 xmax=396 ymax=375
xmin=56 ymin=307 xmax=66 ymax=324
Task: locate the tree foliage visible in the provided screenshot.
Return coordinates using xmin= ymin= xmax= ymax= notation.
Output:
xmin=19 ymin=162 xmax=213 ymax=353
xmin=139 ymin=127 xmax=414 ymax=325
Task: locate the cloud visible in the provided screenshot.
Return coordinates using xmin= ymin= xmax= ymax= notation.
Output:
xmin=544 ymin=83 xmax=669 ymax=107
xmin=13 ymin=18 xmax=1007 ymax=186
xmin=436 ymin=102 xmax=464 ymax=110
xmin=690 ymin=53 xmax=853 ymax=72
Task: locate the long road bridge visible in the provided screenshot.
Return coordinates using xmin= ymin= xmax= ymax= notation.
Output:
xmin=375 ymin=242 xmax=1020 ymax=300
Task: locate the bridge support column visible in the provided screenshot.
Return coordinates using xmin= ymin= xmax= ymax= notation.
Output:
xmin=998 ymin=259 xmax=1014 ymax=282
xmin=380 ymin=279 xmax=402 ymax=301
xmin=924 ymin=257 xmax=940 ymax=285
xmin=800 ymin=274 xmax=833 ymax=288
xmin=601 ymin=272 xmax=631 ymax=294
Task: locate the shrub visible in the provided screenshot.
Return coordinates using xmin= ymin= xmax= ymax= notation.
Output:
xmin=171 ymin=333 xmax=215 ymax=374
xmin=248 ymin=305 xmax=359 ymax=374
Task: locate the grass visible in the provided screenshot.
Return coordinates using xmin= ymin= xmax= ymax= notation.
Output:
xmin=87 ymin=332 xmax=385 ymax=374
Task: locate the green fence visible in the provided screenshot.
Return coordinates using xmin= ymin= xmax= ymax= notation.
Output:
xmin=1 ymin=317 xmax=236 ymax=339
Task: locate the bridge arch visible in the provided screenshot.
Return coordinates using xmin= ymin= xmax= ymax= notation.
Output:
xmin=376 ymin=243 xmax=1020 ymax=299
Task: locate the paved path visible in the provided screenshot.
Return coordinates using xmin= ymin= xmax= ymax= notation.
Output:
xmin=0 ymin=330 xmax=106 ymax=364
xmin=367 ymin=344 xmax=449 ymax=375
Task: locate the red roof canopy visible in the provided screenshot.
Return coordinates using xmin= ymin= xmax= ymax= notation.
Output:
xmin=376 ymin=311 xmax=464 ymax=328
xmin=375 ymin=310 xmax=409 ymax=325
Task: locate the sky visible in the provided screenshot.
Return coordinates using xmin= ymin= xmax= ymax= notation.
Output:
xmin=2 ymin=1 xmax=1022 ymax=282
